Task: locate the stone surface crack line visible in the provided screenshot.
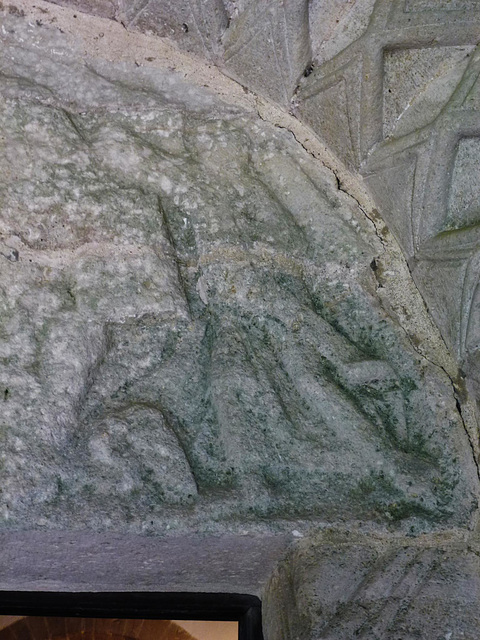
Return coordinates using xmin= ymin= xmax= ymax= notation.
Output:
xmin=253 ymin=96 xmax=480 ymax=484
xmin=400 ymin=243 xmax=480 ymax=481
xmin=254 ymin=98 xmax=387 ymax=250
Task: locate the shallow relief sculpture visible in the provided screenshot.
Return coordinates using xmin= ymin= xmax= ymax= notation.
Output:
xmin=1 ymin=3 xmax=480 ymax=638
xmin=40 ymin=2 xmax=480 ymax=419
xmin=0 ymin=14 xmax=477 ymax=536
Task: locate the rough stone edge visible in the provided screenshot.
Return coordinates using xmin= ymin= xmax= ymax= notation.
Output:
xmin=261 ymin=526 xmax=480 ymax=640
xmin=3 ymin=0 xmax=480 ymax=496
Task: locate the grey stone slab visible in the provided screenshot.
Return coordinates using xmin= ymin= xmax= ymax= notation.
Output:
xmin=116 ymin=0 xmax=229 ymax=58
xmin=43 ymin=0 xmax=229 ymax=58
xmin=309 ymin=0 xmax=376 ymax=67
xmin=46 ymin=0 xmax=117 ymax=19
xmin=0 ymin=531 xmax=290 ymax=594
xmin=383 ymin=46 xmax=474 ymax=140
xmin=263 ymin=530 xmax=480 ymax=640
xmin=0 ymin=14 xmax=477 ymax=538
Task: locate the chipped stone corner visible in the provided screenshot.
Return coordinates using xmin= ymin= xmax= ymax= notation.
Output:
xmin=262 ymin=527 xmax=480 ymax=640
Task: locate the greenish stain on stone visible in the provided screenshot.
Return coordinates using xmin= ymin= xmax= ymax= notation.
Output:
xmin=0 ymin=20 xmax=477 ymax=535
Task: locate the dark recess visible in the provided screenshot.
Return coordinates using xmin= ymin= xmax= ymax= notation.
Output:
xmin=0 ymin=591 xmax=264 ymax=640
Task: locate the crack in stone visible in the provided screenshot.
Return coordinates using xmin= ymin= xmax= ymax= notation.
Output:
xmin=252 ymin=98 xmax=480 ymax=483
xmin=3 ymin=0 xmax=480 ymax=519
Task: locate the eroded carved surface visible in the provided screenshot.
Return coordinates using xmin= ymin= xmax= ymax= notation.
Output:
xmin=35 ymin=0 xmax=480 ymax=397
xmin=293 ymin=0 xmax=480 ymax=432
xmin=223 ymin=0 xmax=311 ymax=105
xmin=263 ymin=530 xmax=480 ymax=640
xmin=0 ymin=15 xmax=477 ymax=535
xmin=2 ymin=3 xmax=480 ymax=638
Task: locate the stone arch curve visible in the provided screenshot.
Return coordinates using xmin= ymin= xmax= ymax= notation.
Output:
xmin=1 ymin=1 xmax=480 ymax=639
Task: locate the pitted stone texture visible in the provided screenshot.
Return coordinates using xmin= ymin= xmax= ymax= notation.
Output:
xmin=47 ymin=0 xmax=116 ymax=19
xmin=263 ymin=530 xmax=480 ymax=640
xmin=38 ymin=0 xmax=376 ymax=107
xmin=382 ymin=46 xmax=474 ymax=140
xmin=309 ymin=0 xmax=376 ymax=67
xmin=406 ymin=0 xmax=478 ymax=10
xmin=0 ymin=17 xmax=477 ymax=535
xmin=296 ymin=0 xmax=480 ymax=171
xmin=363 ymin=40 xmax=480 ymax=397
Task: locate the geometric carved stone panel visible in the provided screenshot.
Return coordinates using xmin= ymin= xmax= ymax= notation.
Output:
xmin=448 ymin=137 xmax=480 ymax=230
xmin=383 ymin=46 xmax=473 ymax=139
xmin=263 ymin=530 xmax=480 ymax=640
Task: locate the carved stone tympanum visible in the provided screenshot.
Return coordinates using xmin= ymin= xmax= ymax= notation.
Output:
xmin=1 ymin=1 xmax=480 ymax=638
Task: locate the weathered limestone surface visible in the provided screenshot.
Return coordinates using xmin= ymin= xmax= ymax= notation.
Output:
xmin=1 ymin=1 xmax=480 ymax=638
xmin=0 ymin=13 xmax=476 ymax=536
xmin=263 ymin=529 xmax=480 ymax=640
xmin=36 ymin=0 xmax=480 ymax=436
xmin=295 ymin=1 xmax=480 ymax=435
